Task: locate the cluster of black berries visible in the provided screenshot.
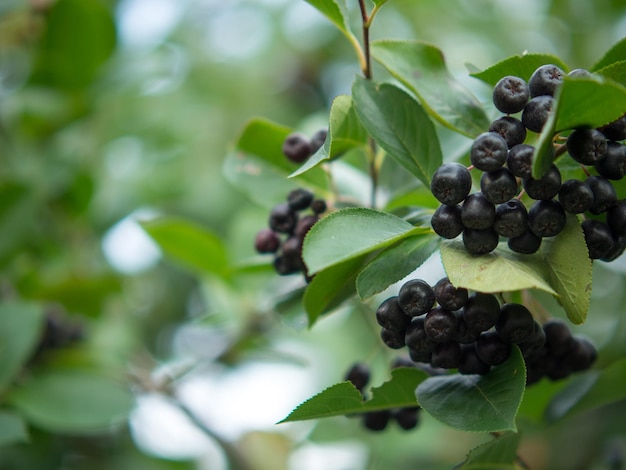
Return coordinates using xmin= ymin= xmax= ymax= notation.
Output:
xmin=254 ymin=188 xmax=327 ymax=277
xmin=282 ymin=129 xmax=328 ymax=164
xmin=374 ymin=276 xmax=596 ymax=384
xmin=430 ymin=63 xmax=626 ymax=260
xmin=343 ymin=360 xmax=422 ymax=432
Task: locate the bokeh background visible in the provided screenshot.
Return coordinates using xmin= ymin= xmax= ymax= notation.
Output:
xmin=1 ymin=0 xmax=626 ymax=469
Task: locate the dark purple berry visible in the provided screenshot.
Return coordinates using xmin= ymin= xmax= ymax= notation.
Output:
xmin=458 ymin=344 xmax=490 ymax=375
xmin=287 ymin=188 xmax=314 ymax=211
xmin=376 ymin=297 xmax=411 ymax=333
xmin=543 ymin=319 xmax=574 ymax=358
xmin=480 ymin=168 xmax=519 ymax=204
xmin=528 ymin=199 xmax=566 ymax=237
xmin=566 ymin=128 xmax=608 ymax=165
xmin=470 ymin=132 xmax=508 ymax=171
xmin=507 ymin=144 xmax=535 ymax=179
xmin=492 ymin=76 xmax=529 ymax=114
xmin=433 ymin=277 xmax=468 ymax=311
xmin=431 ymin=341 xmax=462 ymax=369
xmin=489 ymin=116 xmax=527 ymax=148
xmin=528 ymin=64 xmax=564 ymax=97
xmin=398 ymin=279 xmax=436 ymax=317
xmin=393 ymin=406 xmax=420 ymax=430
xmin=405 ymin=317 xmax=436 ymax=354
xmin=558 ymin=179 xmax=593 ymax=214
xmin=363 ymin=410 xmax=391 ymax=431
xmin=269 ymin=203 xmax=298 ymax=233
xmin=475 ymin=331 xmax=512 ymax=366
xmin=461 ymin=193 xmax=496 ymax=230
xmin=424 ymin=307 xmax=459 ymax=343
xmin=463 ymin=292 xmax=500 ymax=332
xmin=508 ymin=229 xmax=542 ymax=254
xmin=522 ymin=95 xmax=553 ymax=133
xmin=463 ymin=228 xmax=499 ymax=255
xmin=599 ymin=114 xmax=626 ymax=141
xmin=522 ymin=164 xmax=561 ymax=201
xmin=282 ymin=132 xmax=312 ymax=163
xmin=607 ymin=201 xmax=626 ymax=237
xmin=496 ymin=303 xmax=535 ymax=344
xmin=310 ymin=128 xmax=328 ymax=153
xmin=310 ymin=199 xmax=327 ymax=214
xmin=344 ymin=363 xmax=370 ymax=392
xmin=381 ymin=327 xmax=406 ymax=349
xmin=254 ymin=228 xmax=281 ymax=253
xmin=494 ymin=199 xmax=528 ymax=238
xmin=430 ymin=163 xmax=472 ymax=205
xmin=594 ymin=141 xmax=626 ymax=180
xmin=431 ymin=204 xmax=463 ymax=239
xmin=586 ymin=175 xmax=617 ymax=215
xmin=518 ymin=321 xmax=546 ymax=359
xmin=582 ymin=219 xmax=615 ymax=259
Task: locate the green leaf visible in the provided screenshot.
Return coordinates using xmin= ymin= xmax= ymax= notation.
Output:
xmin=545 ymin=358 xmax=626 ymax=423
xmin=141 ymin=217 xmax=229 ymax=279
xmin=371 ymin=40 xmax=490 ymax=137
xmin=290 ymin=94 xmax=367 ymax=177
xmin=469 ymin=53 xmax=569 ymax=86
xmin=0 ymin=411 xmax=29 ymax=446
xmin=594 ymin=60 xmax=626 ymax=88
xmin=416 ymin=346 xmax=526 ymax=432
xmin=356 ymin=232 xmax=438 ymax=299
xmin=455 ymin=432 xmax=522 ymax=470
xmin=31 ymin=0 xmax=116 ymax=89
xmin=542 ymin=215 xmax=592 ymax=324
xmin=371 ymin=0 xmax=388 ymax=5
xmin=351 ymin=78 xmax=443 ymax=187
xmin=0 ymin=302 xmax=44 ymax=393
xmin=304 ymin=255 xmax=370 ymax=326
xmin=224 ymin=118 xmax=329 ymax=208
xmin=591 ymin=36 xmax=626 ymax=72
xmin=304 ymin=0 xmax=360 ymax=52
xmin=440 ymin=241 xmax=557 ymax=296
xmin=302 ymin=207 xmax=424 ymax=274
xmin=8 ymin=370 xmax=134 ymax=433
xmin=279 ymin=367 xmax=428 ymax=423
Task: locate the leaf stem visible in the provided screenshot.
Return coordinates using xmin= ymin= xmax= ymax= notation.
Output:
xmin=358 ymin=0 xmax=372 ymax=79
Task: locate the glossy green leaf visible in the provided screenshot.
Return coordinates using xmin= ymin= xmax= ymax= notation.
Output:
xmin=371 ymin=40 xmax=490 ymax=137
xmin=545 ymin=358 xmax=626 ymax=423
xmin=440 ymin=241 xmax=556 ymax=296
xmin=302 ymin=207 xmax=424 ymax=274
xmin=356 ymin=232 xmax=438 ymax=299
xmin=224 ymin=118 xmax=329 ymax=207
xmin=0 ymin=302 xmax=44 ymax=393
xmin=542 ymin=215 xmax=592 ymax=324
xmin=291 ymin=94 xmax=367 ymax=177
xmin=304 ymin=255 xmax=370 ymax=326
xmin=141 ymin=217 xmax=229 ymax=279
xmin=351 ymin=78 xmax=443 ymax=187
xmin=279 ymin=367 xmax=428 ymax=423
xmin=416 ymin=346 xmax=526 ymax=432
xmin=455 ymin=432 xmax=522 ymax=470
xmin=371 ymin=0 xmax=389 ymax=5
xmin=31 ymin=0 xmax=116 ymax=89
xmin=304 ymin=0 xmax=358 ymax=47
xmin=469 ymin=53 xmax=569 ymax=86
xmin=530 ymin=102 xmax=557 ymax=179
xmin=594 ymin=60 xmax=626 ymax=88
xmin=591 ymin=36 xmax=626 ymax=72
xmin=8 ymin=370 xmax=134 ymax=433
xmin=0 ymin=411 xmax=29 ymax=446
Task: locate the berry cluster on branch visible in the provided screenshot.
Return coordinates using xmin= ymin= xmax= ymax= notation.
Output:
xmin=430 ymin=64 xmax=626 ymax=259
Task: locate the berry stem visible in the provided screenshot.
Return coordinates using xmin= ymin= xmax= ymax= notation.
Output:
xmin=553 ymin=142 xmax=568 ymax=159
xmin=580 ymin=164 xmax=591 ymax=177
xmin=358 ymin=0 xmax=373 ymax=79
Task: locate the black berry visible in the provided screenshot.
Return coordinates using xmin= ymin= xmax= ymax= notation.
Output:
xmin=470 ymin=132 xmax=508 ymax=171
xmin=594 ymin=141 xmax=626 ymax=180
xmin=507 ymin=229 xmax=542 ymax=254
xmin=282 ymin=132 xmax=312 ymax=163
xmin=507 ymin=144 xmax=535 ymax=178
xmin=586 ymin=175 xmax=617 ymax=215
xmin=528 ymin=64 xmax=564 ymax=97
xmin=528 ymin=199 xmax=566 ymax=237
xmin=424 ymin=307 xmax=459 ymax=343
xmin=494 ymin=199 xmax=528 ymax=238
xmin=310 ymin=128 xmax=328 ymax=153
xmin=287 ymin=188 xmax=314 ymax=211
xmin=431 ymin=204 xmax=463 ymax=239
xmin=463 ymin=292 xmax=500 ymax=332
xmin=558 ymin=179 xmax=594 ymax=214
xmin=433 ymin=277 xmax=468 ymax=311
xmin=458 ymin=345 xmax=490 ymax=375
xmin=566 ymin=128 xmax=608 ymax=165
xmin=489 ymin=116 xmax=527 ymax=148
xmin=344 ymin=363 xmax=370 ymax=393
xmin=462 ymin=227 xmax=499 ymax=254
xmin=376 ymin=297 xmax=411 ymax=333
xmin=599 ymin=114 xmax=626 ymax=141
xmin=431 ymin=341 xmax=462 ymax=369
xmin=496 ymin=303 xmax=535 ymax=344
xmin=254 ymin=228 xmax=281 ymax=253
xmin=269 ymin=203 xmax=298 ymax=233
xmin=582 ymin=219 xmax=615 ymax=259
xmin=481 ymin=168 xmax=519 ymax=204
xmin=461 ymin=193 xmax=496 ymax=230
xmin=430 ymin=163 xmax=472 ymax=205
xmin=521 ymin=95 xmax=553 ymax=133
xmin=522 ymin=164 xmax=562 ymax=201
xmin=475 ymin=331 xmax=512 ymax=366
xmin=398 ymin=279 xmax=436 ymax=317
xmin=492 ymin=76 xmax=530 ymax=114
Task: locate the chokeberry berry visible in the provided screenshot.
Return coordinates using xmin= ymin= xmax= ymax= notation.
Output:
xmin=398 ymin=279 xmax=435 ymax=317
xmin=424 ymin=307 xmax=459 ymax=343
xmin=430 ymin=163 xmax=472 ymax=205
xmin=454 ymin=310 xmax=482 ymax=344
xmin=568 ymin=68 xmax=592 ymax=78
xmin=528 ymin=64 xmax=564 ymax=97
xmin=433 ymin=277 xmax=468 ymax=311
xmin=522 ymin=164 xmax=562 ymax=200
xmin=492 ymin=76 xmax=529 ymax=114
xmin=558 ymin=179 xmax=594 ymax=214
xmin=310 ymin=128 xmax=328 ymax=153
xmin=405 ymin=317 xmax=436 ymax=354
xmin=507 ymin=144 xmax=535 ymax=178
xmin=295 ymin=215 xmax=319 ymax=239
xmin=431 ymin=341 xmax=462 ymax=369
xmin=310 ymin=199 xmax=327 ymax=214
xmin=602 ymin=235 xmax=626 ymax=262
xmin=494 ymin=199 xmax=528 ymax=238
xmin=518 ymin=320 xmax=546 ymax=359
xmin=507 ymin=229 xmax=542 ymax=254
xmin=528 ymin=199 xmax=566 ymax=237
xmin=582 ymin=219 xmax=615 ymax=259
xmin=607 ymin=201 xmax=626 ymax=237
xmin=287 ymin=188 xmax=314 ymax=211
xmin=461 ymin=193 xmax=496 ymax=230
xmin=463 ymin=228 xmax=499 ymax=255
xmin=254 ymin=228 xmax=281 ymax=253
xmin=496 ymin=303 xmax=535 ymax=344
xmin=376 ymin=297 xmax=411 ymax=333
xmin=521 ymin=95 xmax=553 ymax=133
xmin=282 ymin=132 xmax=312 ymax=163
xmin=475 ymin=331 xmax=512 ymax=366
xmin=273 ymin=254 xmax=300 ymax=275
xmin=586 ymin=175 xmax=617 ymax=215
xmin=481 ymin=168 xmax=519 ymax=204
xmin=363 ymin=410 xmax=391 ymax=431
xmin=470 ymin=132 xmax=508 ymax=171
xmin=393 ymin=406 xmax=421 ymax=430
xmin=566 ymin=336 xmax=597 ymax=372
xmin=431 ymin=204 xmax=463 ymax=239
xmin=458 ymin=344 xmax=490 ymax=375
xmin=543 ymin=319 xmax=574 ymax=358
xmin=381 ymin=327 xmax=406 ymax=349
xmin=269 ymin=203 xmax=298 ymax=233
xmin=463 ymin=292 xmax=500 ymax=332
xmin=594 ymin=141 xmax=626 ymax=180
xmin=488 ymin=116 xmax=527 ymax=149
xmin=599 ymin=114 xmax=626 ymax=141
xmin=566 ymin=128 xmax=608 ymax=165
xmin=344 ymin=363 xmax=370 ymax=393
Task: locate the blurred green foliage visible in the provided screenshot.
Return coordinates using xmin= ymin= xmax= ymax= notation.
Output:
xmin=0 ymin=0 xmax=625 ymax=469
